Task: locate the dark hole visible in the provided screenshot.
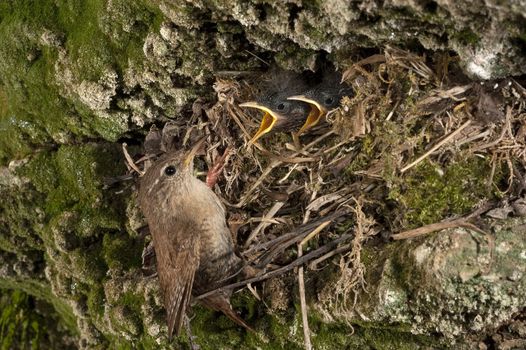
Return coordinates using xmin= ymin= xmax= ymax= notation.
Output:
xmin=423 ymin=0 xmax=438 ymax=13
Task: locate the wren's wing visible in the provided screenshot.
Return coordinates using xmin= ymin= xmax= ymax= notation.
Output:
xmin=154 ymin=220 xmax=200 ymax=339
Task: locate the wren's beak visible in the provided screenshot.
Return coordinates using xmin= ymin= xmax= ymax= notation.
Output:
xmin=287 ymin=95 xmax=326 ymax=136
xmin=183 ymin=137 xmax=206 ymax=168
xmin=239 ymin=101 xmax=281 ymax=144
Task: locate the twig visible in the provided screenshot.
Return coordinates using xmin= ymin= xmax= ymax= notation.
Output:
xmin=401 ymin=120 xmax=472 ymax=173
xmin=195 ymin=233 xmax=355 ymax=301
xmin=455 ymin=129 xmax=490 ymax=147
xmin=306 ymin=190 xmax=346 ymax=212
xmin=243 ymin=211 xmax=347 ymax=258
xmin=391 ymin=218 xmax=485 ymax=240
xmin=244 ymin=50 xmax=270 ymax=66
xmin=472 ymin=106 xmax=511 ymax=152
xmin=122 ymin=143 xmax=144 ymax=176
xmin=298 ymin=243 xmax=312 ymax=350
xmin=385 ymin=100 xmax=400 ymax=121
xmin=230 ymin=160 xmax=281 ymax=208
xmin=226 ymin=104 xmax=264 ymax=153
xmin=252 ymin=212 xmax=346 ymax=268
xmin=322 ymin=140 xmax=353 ymax=154
xmin=244 ymin=183 xmax=296 ymax=247
xmin=297 ymin=219 xmax=329 ymax=350
xmin=308 ymin=243 xmax=352 ymax=270
xmin=259 ymin=148 xmax=317 ymax=163
xmin=278 ymin=164 xmax=299 ymax=184
xmin=301 ymin=220 xmax=330 ymax=245
xmin=231 ymin=130 xmax=335 ymax=208
xmin=246 ymin=283 xmax=261 ymax=301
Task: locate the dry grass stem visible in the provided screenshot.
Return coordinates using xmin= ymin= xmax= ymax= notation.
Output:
xmin=392 ymin=219 xmax=486 ymax=240
xmin=122 ymin=143 xmax=145 ymax=176
xmin=401 ymin=120 xmax=472 ymax=173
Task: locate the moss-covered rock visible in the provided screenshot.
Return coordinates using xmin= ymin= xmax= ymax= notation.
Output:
xmin=316 ymin=217 xmax=526 ymax=348
xmin=1 ymin=0 xmax=525 ymax=349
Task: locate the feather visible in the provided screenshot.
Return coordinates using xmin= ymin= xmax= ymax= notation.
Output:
xmin=152 ymin=219 xmax=200 ymax=338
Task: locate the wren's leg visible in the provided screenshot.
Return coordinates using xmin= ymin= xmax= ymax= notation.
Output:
xmin=184 ymin=316 xmax=200 ymax=350
xmin=206 ymin=147 xmax=232 ymax=189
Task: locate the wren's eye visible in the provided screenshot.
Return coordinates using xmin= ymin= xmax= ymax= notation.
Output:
xmin=324 ymin=97 xmax=335 ymax=106
xmin=164 ymin=165 xmax=177 ymax=176
xmin=277 ymin=103 xmax=285 ymax=111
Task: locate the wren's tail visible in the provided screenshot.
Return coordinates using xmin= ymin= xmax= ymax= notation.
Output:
xmin=200 ymin=293 xmax=255 ymax=332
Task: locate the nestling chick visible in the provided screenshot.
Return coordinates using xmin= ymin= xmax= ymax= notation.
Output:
xmin=240 ymin=70 xmax=311 ymax=144
xmin=288 ymin=70 xmax=354 ymax=136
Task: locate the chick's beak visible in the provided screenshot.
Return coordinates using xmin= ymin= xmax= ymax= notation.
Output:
xmin=287 ymin=95 xmax=326 ymax=136
xmin=239 ymin=101 xmax=280 ymax=144
xmin=184 ymin=137 xmax=206 ymax=168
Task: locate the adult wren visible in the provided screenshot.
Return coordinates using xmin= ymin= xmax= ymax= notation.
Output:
xmin=138 ymin=139 xmax=252 ymax=338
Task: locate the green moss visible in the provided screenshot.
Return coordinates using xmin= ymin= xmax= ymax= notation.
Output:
xmin=117 ymin=291 xmax=144 ymax=319
xmin=1 ymin=143 xmax=131 ymax=345
xmin=69 ymin=244 xmax=108 ymax=284
xmin=106 ymin=292 xmax=145 ymax=339
xmin=0 ymin=289 xmax=76 ymax=350
xmin=102 ymin=233 xmax=142 ymax=271
xmin=452 ymin=28 xmax=480 ymax=46
xmin=360 ymin=327 xmax=437 ymax=350
xmin=389 ymin=158 xmax=495 ymax=228
xmin=177 ymin=292 xmax=300 ymax=350
xmin=278 ymin=308 xmax=439 ymax=350
xmin=87 ymin=285 xmax=105 ymax=319
xmin=0 ymin=187 xmax=45 ymax=254
xmin=274 ymin=43 xmax=317 ymax=71
xmin=0 ymin=278 xmax=77 ymax=335
xmin=171 ymin=290 xmax=438 ymax=350
xmin=19 ymin=144 xmax=127 ymax=235
xmin=58 ymin=0 xmax=162 ymax=80
xmin=299 ymin=20 xmax=329 ymax=44
xmin=345 ymin=134 xmax=375 ymax=174
xmin=0 ymin=0 xmax=163 ymax=164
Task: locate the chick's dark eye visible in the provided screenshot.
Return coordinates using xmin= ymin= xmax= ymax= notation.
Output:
xmin=164 ymin=165 xmax=176 ymax=176
xmin=325 ymin=97 xmax=335 ymax=106
xmin=277 ymin=103 xmax=285 ymax=110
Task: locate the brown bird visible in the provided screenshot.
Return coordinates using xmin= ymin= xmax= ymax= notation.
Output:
xmin=138 ymin=139 xmax=252 ymax=338
xmin=239 ymin=70 xmax=313 ymax=144
xmin=287 ymin=71 xmax=354 ymax=136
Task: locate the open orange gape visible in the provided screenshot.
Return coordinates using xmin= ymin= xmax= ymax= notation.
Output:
xmin=238 ymin=102 xmax=279 ymax=144
xmin=239 ymin=68 xmax=353 ymax=144
xmin=287 ymin=94 xmax=326 ymax=136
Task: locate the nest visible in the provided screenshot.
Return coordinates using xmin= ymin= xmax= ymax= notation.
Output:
xmin=124 ymin=46 xmax=526 ymax=332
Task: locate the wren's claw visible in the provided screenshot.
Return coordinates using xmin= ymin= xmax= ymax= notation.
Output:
xmin=141 ymin=241 xmax=157 ymax=277
xmin=206 ymin=146 xmax=232 ymax=189
xmin=184 ymin=316 xmax=201 ymax=350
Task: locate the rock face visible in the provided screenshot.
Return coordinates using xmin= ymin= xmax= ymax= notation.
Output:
xmin=1 ymin=1 xmax=525 ymax=349
xmin=317 ymin=219 xmax=526 ymax=343
xmin=1 ymin=1 xmax=525 ymax=164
